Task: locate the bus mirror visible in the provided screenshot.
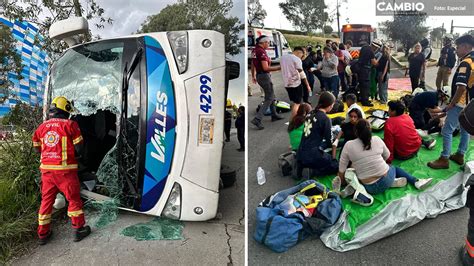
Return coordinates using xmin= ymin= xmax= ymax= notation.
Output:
xmin=226 ymin=60 xmax=240 ymax=80
xmin=49 ymin=17 xmax=89 ymax=47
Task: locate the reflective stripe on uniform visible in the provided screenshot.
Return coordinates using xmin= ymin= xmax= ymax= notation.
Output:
xmin=73 ymin=136 xmax=83 ymax=145
xmin=38 ymin=213 xmax=52 ymax=225
xmin=67 ymin=209 xmax=84 ymax=217
xmin=40 ymin=164 xmax=78 ymax=170
xmin=62 ymin=137 xmax=67 ymax=166
xmin=467 ymin=238 xmax=474 ymax=257
xmin=33 ymin=141 xmax=41 ymax=147
xmin=38 ymin=214 xmax=51 ymax=219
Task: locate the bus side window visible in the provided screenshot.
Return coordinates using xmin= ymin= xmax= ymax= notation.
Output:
xmin=281 ymin=35 xmax=289 ymax=48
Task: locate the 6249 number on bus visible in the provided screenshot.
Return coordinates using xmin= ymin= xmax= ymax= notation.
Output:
xmin=199 ymin=75 xmax=212 ymax=113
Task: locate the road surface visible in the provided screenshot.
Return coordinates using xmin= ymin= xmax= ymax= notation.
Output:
xmin=13 ymin=129 xmax=244 ymax=266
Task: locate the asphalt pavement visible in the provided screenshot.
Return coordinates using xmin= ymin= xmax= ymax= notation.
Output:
xmin=12 ymin=129 xmax=244 ymax=266
xmin=247 ymin=65 xmax=468 ymax=265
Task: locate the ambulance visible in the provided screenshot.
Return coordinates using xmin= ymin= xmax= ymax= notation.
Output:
xmin=46 ymin=17 xmax=239 ymax=221
xmin=248 ymin=27 xmax=291 ymax=63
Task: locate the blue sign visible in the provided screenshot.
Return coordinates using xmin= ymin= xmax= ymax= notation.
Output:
xmin=141 ymin=36 xmax=176 ymax=212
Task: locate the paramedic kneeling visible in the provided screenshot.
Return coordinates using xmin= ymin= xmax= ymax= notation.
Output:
xmin=296 ymin=92 xmax=339 ymax=178
xmin=32 ymin=96 xmax=91 ymax=245
xmin=338 ymin=119 xmax=432 ymax=195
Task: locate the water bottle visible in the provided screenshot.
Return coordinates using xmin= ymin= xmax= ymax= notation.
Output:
xmin=257 ymin=167 xmax=266 ymax=185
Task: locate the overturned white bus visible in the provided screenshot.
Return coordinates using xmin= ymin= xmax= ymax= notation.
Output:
xmin=46 ymin=18 xmax=240 ymax=221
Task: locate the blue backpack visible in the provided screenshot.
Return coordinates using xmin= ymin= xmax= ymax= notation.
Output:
xmin=254 ymin=180 xmax=342 ymax=253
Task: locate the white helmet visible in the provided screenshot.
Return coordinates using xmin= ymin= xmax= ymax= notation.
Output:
xmin=439 ymin=85 xmax=451 ymax=101
xmin=345 ymin=65 xmax=352 ymax=76
xmin=371 ymin=39 xmax=382 ymax=49
xmin=412 ymin=87 xmax=425 ymax=96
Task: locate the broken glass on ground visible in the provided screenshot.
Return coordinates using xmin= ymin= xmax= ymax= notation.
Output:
xmin=84 ymin=198 xmax=120 ymax=229
xmin=120 ymin=218 xmax=184 ymax=241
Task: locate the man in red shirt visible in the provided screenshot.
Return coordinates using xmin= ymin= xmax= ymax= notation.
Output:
xmin=32 ymin=96 xmax=91 ymax=245
xmin=250 ymin=35 xmax=282 ymax=130
xmin=384 ymin=100 xmax=436 ymax=163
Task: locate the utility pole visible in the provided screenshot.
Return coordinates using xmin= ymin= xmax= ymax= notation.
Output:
xmin=337 ymin=0 xmax=341 ymax=38
xmin=451 ymin=19 xmax=454 ymax=34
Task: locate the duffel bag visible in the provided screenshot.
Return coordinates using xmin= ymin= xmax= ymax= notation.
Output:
xmin=278 ymin=151 xmax=296 ymax=177
xmin=254 ymin=180 xmax=342 ymax=253
xmin=254 ymin=207 xmax=307 ymax=253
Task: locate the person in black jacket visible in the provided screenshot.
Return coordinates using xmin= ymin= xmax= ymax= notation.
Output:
xmin=436 ymin=35 xmax=457 ymax=90
xmin=406 ymin=43 xmax=426 ymax=92
xmin=296 ymin=92 xmax=339 ymax=179
xmin=302 ymin=47 xmax=316 ymax=103
xmin=235 ymin=106 xmax=245 ymax=152
xmin=224 ymin=110 xmax=232 ymax=142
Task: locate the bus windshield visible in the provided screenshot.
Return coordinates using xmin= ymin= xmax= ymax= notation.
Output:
xmin=343 ymin=32 xmax=371 ymax=47
xmin=49 ymin=41 xmax=125 ymax=115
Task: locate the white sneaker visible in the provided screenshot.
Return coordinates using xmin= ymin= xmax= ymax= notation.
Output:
xmin=391 ymin=177 xmax=407 ymax=188
xmin=415 ymin=178 xmax=433 ymax=190
xmin=340 ymin=185 xmax=356 ymax=198
xmin=416 ymin=129 xmax=429 ymax=137
xmin=423 ymin=139 xmax=437 ymax=150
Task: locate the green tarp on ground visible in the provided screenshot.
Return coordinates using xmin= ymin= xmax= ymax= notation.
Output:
xmin=312 ymin=131 xmax=473 ymax=243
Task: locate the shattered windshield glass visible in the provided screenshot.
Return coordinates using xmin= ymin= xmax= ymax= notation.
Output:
xmin=49 ymin=41 xmax=124 ymax=116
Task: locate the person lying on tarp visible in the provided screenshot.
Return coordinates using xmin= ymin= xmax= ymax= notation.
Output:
xmin=384 ymin=100 xmax=437 ymax=164
xmin=338 ymin=119 xmax=433 ymax=195
xmin=332 ymin=108 xmax=363 ymax=159
xmin=408 ymin=87 xmax=450 ymax=134
xmin=296 ymin=92 xmax=339 ymax=179
xmin=288 ymin=103 xmax=312 ymax=151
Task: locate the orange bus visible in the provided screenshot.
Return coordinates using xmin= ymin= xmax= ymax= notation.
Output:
xmin=341 ymin=24 xmax=377 ymax=59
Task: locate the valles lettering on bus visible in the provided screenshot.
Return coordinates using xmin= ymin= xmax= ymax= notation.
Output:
xmin=151 ymin=91 xmax=168 ymax=163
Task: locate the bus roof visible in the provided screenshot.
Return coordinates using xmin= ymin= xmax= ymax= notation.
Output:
xmin=342 ymin=24 xmax=375 ymax=32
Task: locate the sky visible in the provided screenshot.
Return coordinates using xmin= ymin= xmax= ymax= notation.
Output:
xmin=90 ymin=0 xmax=246 ymax=106
xmin=260 ymin=0 xmax=473 ymax=38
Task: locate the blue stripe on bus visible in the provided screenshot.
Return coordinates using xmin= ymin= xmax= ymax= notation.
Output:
xmin=140 ymin=35 xmax=176 ymax=212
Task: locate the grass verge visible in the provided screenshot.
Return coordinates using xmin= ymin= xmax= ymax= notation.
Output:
xmin=0 ymin=103 xmax=41 ymax=264
xmin=284 ymin=34 xmax=340 ymax=48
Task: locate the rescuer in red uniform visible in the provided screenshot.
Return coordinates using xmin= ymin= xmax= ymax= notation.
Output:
xmin=32 ymin=96 xmax=91 ymax=245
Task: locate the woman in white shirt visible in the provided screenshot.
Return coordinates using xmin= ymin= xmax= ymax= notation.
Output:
xmin=338 ymin=119 xmax=433 ymax=194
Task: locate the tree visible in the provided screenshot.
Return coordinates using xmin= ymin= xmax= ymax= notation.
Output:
xmin=279 ymin=0 xmax=329 ymax=34
xmin=323 ymin=25 xmax=333 ymax=35
xmin=381 ymin=11 xmax=429 ymax=57
xmin=0 ymin=24 xmax=22 ymax=104
xmin=138 ymin=0 xmax=244 ymax=56
xmin=430 ymin=27 xmax=446 ymax=48
xmin=1 ymin=0 xmax=113 ymax=58
xmin=248 ymin=0 xmax=267 ymax=28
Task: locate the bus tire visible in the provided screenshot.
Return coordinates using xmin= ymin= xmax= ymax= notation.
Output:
xmin=220 ymin=165 xmax=237 ymax=188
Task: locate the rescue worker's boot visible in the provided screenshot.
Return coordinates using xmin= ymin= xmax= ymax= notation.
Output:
xmin=38 ymin=230 xmax=52 ymax=246
xmin=73 ymin=225 xmax=91 ymax=242
xmin=427 ymin=156 xmax=449 ymax=169
xmin=450 ymin=153 xmax=465 ymax=165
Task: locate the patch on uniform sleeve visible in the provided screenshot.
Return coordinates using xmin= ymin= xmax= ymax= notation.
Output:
xmin=459 ymin=67 xmax=467 ymax=74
